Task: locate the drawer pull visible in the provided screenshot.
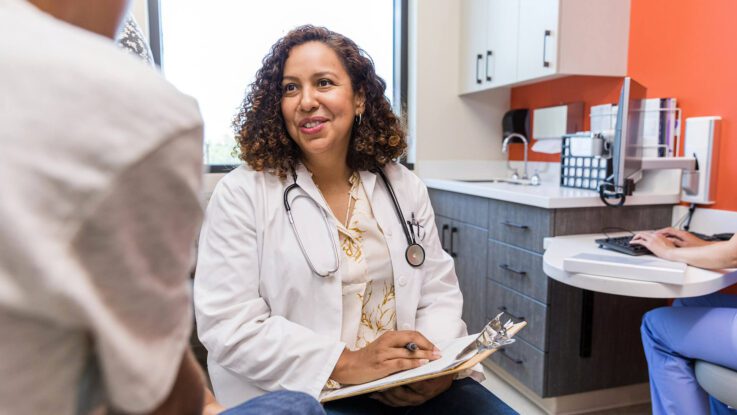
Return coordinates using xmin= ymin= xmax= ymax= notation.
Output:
xmin=499 ymin=264 xmax=527 ymax=276
xmin=450 ymin=227 xmax=458 ymax=258
xmin=499 ymin=349 xmax=524 ymax=365
xmin=475 ymin=54 xmax=483 ymax=84
xmin=486 ymin=50 xmax=493 ymax=81
xmin=542 ymin=30 xmax=552 ymax=68
xmin=441 ymin=224 xmax=449 ymax=252
xmin=500 ymin=221 xmax=529 ymax=230
xmin=497 ymin=306 xmax=525 ymax=322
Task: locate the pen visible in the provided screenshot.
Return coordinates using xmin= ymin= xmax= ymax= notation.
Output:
xmin=405 ymin=342 xmax=418 ymax=352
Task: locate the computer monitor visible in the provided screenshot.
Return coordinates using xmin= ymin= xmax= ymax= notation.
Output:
xmin=611 ymin=77 xmax=647 ymax=195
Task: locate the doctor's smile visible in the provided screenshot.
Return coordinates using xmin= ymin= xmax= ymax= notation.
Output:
xmin=298 ymin=116 xmax=328 ymax=135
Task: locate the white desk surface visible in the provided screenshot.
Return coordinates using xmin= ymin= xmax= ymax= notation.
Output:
xmin=543 ymin=234 xmax=737 ymax=298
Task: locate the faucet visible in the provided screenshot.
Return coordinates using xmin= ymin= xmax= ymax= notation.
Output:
xmin=502 ymin=133 xmax=529 ymax=179
xmin=501 ymin=133 xmax=540 ymax=185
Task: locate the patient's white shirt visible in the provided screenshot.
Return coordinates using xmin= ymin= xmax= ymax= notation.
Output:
xmin=0 ymin=1 xmax=204 ymax=413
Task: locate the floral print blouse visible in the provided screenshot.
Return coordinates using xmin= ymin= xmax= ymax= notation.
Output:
xmin=337 ymin=173 xmax=397 ymax=350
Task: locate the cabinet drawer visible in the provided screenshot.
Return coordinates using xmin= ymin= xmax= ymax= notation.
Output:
xmin=484 ymin=337 xmax=545 ymax=396
xmin=488 ymin=199 xmax=552 ymax=253
xmin=487 ymin=280 xmax=547 ymax=351
xmin=428 ymin=189 xmax=488 ymax=228
xmin=488 ymin=240 xmax=548 ymax=303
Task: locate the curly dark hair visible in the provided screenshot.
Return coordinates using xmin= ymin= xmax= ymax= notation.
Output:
xmin=233 ymin=25 xmax=406 ymax=178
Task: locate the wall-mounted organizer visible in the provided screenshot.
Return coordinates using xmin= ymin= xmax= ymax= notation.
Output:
xmin=559 ymin=137 xmax=611 ymax=190
xmin=559 ymin=98 xmax=682 ymax=191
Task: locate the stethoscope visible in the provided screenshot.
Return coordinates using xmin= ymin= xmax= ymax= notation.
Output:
xmin=283 ymin=167 xmax=425 ymax=278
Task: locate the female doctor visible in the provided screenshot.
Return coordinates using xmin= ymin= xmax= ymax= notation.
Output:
xmin=194 ymin=25 xmax=515 ymax=414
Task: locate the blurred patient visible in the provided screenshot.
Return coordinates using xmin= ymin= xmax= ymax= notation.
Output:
xmin=632 ymin=228 xmax=737 ymax=414
xmin=0 ymin=1 xmax=323 ymax=414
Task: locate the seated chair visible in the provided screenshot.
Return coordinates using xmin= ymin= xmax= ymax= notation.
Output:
xmin=694 ymin=360 xmax=737 ymax=410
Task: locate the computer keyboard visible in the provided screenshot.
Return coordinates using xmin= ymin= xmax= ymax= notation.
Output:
xmin=595 ymin=235 xmax=653 ymax=256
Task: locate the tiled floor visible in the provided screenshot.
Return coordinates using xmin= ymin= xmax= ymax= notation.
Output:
xmin=480 ymin=366 xmax=652 ymax=415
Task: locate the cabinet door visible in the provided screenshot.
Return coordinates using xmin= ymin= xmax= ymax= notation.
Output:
xmin=459 ymin=0 xmax=488 ymax=94
xmin=452 ymin=222 xmax=488 ymax=334
xmin=517 ymin=0 xmax=559 ymax=81
xmin=486 ymin=0 xmax=519 ymax=87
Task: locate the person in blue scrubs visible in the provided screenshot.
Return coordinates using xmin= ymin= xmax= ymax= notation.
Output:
xmin=632 ymin=228 xmax=737 ymax=414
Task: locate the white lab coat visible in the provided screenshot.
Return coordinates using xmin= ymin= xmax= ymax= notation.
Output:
xmin=194 ymin=162 xmax=470 ymax=406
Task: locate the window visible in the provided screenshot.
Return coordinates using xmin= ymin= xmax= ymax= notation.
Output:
xmin=149 ymin=0 xmax=404 ymax=170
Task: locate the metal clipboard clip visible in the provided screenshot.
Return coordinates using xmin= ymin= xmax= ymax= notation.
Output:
xmin=455 ymin=312 xmax=516 ymax=360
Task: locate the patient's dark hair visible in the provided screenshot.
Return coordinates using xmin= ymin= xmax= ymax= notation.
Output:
xmin=233 ymin=25 xmax=406 ymax=178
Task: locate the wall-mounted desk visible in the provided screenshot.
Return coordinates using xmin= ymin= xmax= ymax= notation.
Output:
xmin=543 ymin=233 xmax=737 ymax=298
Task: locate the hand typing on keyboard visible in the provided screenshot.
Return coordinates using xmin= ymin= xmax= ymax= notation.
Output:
xmin=630 ymin=231 xmax=681 ymax=260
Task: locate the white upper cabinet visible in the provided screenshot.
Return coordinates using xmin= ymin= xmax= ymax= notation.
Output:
xmin=517 ymin=0 xmax=558 ymax=81
xmin=486 ymin=0 xmax=519 ymax=87
xmin=459 ymin=0 xmax=489 ymax=94
xmin=459 ymin=0 xmax=630 ymax=94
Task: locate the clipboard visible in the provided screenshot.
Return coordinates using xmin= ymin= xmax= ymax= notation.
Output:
xmin=319 ymin=321 xmax=526 ymax=403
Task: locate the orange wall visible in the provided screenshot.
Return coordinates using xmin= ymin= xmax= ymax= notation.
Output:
xmin=510 ymin=0 xmax=737 ymax=212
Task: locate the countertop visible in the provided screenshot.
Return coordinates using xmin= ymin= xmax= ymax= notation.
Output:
xmin=418 ymin=161 xmax=681 ymax=209
xmin=423 ymin=178 xmax=680 ymax=209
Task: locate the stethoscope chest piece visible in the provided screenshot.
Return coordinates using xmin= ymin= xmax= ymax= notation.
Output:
xmin=405 ymin=243 xmax=425 ymax=267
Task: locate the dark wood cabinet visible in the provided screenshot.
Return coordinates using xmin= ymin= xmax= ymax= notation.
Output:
xmin=434 ymin=214 xmax=488 ymax=334
xmin=429 ymin=188 xmax=671 ymax=397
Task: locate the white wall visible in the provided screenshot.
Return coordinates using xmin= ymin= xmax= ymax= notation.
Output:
xmin=409 ymin=0 xmax=510 ymax=176
xmin=129 ymin=0 xmax=148 ymax=36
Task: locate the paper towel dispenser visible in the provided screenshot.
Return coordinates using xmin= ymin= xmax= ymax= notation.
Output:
xmin=532 ymin=103 xmax=584 ymax=140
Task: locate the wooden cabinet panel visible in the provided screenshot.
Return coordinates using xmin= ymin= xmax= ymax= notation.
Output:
xmin=553 ymin=205 xmax=673 ymax=236
xmin=488 ymin=199 xmax=553 ymax=253
xmin=454 ymin=222 xmax=489 ymax=334
xmin=484 ymin=337 xmax=545 ymax=396
xmin=487 ymin=280 xmax=547 ymax=351
xmin=428 ymin=189 xmax=489 ymax=229
xmin=487 ymin=239 xmax=548 ymax=303
xmin=429 ymin=188 xmax=674 ymax=397
xmin=432 ymin=213 xmax=488 ymax=334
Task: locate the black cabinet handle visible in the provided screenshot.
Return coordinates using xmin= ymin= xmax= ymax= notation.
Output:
xmin=485 ymin=50 xmax=493 ymax=81
xmin=441 ymin=224 xmax=449 ymax=252
xmin=542 ymin=30 xmax=551 ymax=68
xmin=499 ymin=349 xmax=524 ymax=365
xmin=475 ymin=54 xmax=483 ymax=84
xmin=450 ymin=227 xmax=458 ymax=258
xmin=497 ymin=306 xmax=525 ymax=322
xmin=500 ymin=221 xmax=529 ymax=230
xmin=499 ymin=264 xmax=527 ymax=276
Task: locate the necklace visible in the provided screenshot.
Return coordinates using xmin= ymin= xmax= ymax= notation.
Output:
xmin=344 ymin=172 xmax=359 ymax=228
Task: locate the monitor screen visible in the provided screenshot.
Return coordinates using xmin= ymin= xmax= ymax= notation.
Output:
xmin=611 ymin=77 xmax=647 ymax=193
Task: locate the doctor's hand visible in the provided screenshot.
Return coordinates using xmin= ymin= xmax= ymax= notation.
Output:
xmin=330 ymin=331 xmax=441 ymax=385
xmin=370 ymin=374 xmax=454 ymax=407
xmin=654 ymin=227 xmax=713 ymax=248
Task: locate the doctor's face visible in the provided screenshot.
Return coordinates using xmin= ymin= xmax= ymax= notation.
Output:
xmin=280 ymin=41 xmax=364 ymax=163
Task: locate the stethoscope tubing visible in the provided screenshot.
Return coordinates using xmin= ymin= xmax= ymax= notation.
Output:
xmin=283 ymin=167 xmax=425 ymax=278
xmin=284 ymin=181 xmax=341 ymax=278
